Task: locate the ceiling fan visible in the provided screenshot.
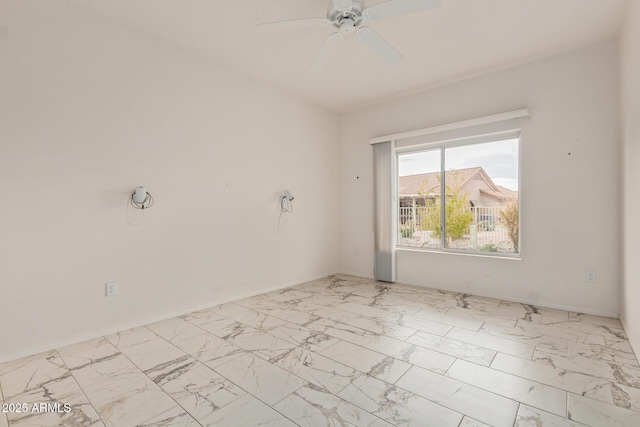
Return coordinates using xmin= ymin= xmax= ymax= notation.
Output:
xmin=258 ymin=0 xmax=441 ymax=71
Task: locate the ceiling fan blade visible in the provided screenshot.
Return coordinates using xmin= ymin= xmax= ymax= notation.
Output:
xmin=257 ymin=17 xmax=332 ymax=32
xmin=310 ymin=32 xmax=343 ymax=72
xmin=332 ymin=0 xmax=354 ymax=13
xmin=363 ymin=0 xmax=441 ymax=21
xmin=355 ymin=27 xmax=403 ymax=64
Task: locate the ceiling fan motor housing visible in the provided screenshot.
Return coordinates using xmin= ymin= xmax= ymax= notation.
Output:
xmin=330 ymin=0 xmax=364 ymax=33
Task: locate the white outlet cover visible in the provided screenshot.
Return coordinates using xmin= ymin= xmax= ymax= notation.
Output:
xmin=585 ymin=271 xmax=596 ymax=283
xmin=105 ymin=281 xmax=117 ymax=297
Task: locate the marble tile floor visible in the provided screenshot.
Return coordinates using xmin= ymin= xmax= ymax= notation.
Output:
xmin=1 ymin=274 xmax=640 ymax=426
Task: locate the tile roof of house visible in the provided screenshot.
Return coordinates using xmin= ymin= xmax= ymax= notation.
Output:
xmin=399 ymin=167 xmax=519 ymax=200
xmin=398 ymin=167 xmax=483 ymax=196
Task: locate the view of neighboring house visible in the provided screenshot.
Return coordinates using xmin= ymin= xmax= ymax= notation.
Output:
xmin=398 ymin=166 xmax=518 ymax=210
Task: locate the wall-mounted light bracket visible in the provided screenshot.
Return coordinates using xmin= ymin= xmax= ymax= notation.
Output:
xmin=281 ymin=190 xmax=294 ymax=212
xmin=130 ymin=186 xmax=154 ymax=210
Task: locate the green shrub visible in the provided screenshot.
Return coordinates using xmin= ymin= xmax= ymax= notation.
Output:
xmin=417 ymin=173 xmax=473 ymax=240
xmin=481 ymin=243 xmax=499 ymax=252
xmin=500 ymin=201 xmax=519 ymax=251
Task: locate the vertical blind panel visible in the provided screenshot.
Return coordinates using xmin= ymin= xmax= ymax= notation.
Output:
xmin=373 ymin=141 xmax=396 ymax=282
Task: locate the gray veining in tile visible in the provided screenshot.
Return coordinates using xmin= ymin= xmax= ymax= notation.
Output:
xmin=459 ymin=416 xmax=492 ymax=427
xmin=318 ymin=340 xmax=411 ymax=383
xmin=58 ymin=340 xmax=177 ymax=427
xmin=0 ymin=351 xmax=103 ymax=427
xmin=491 ymin=352 xmax=616 ymax=404
xmin=106 ymin=327 xmax=193 ymax=382
xmin=411 ymin=306 xmax=484 ymax=331
xmin=480 ymin=322 xmax=570 ymax=352
xmin=271 ymin=347 xmax=360 ymax=394
xmin=446 ymin=327 xmax=535 ymax=359
xmin=534 ymin=349 xmax=640 ymax=388
xmin=199 ymin=393 xmax=296 ymax=426
xmin=170 ymin=330 xmax=245 ymax=369
xmin=212 ymin=352 xmax=305 ymax=405
xmin=568 ymin=394 xmax=640 ymax=427
xmin=384 ymin=312 xmax=454 ymax=336
xmin=336 ymin=302 xmax=391 ymax=319
xmin=155 ymin=360 xmax=245 ymax=422
xmin=363 ymin=335 xmax=456 ymax=374
xmin=338 ymin=374 xmax=463 ymax=426
xmin=515 ymin=404 xmax=585 ymax=427
xmin=274 ymin=383 xmax=392 ymax=426
xmin=137 ymin=406 xmax=199 ymax=427
xmin=207 ymin=301 xmax=253 ymax=317
xmin=308 ymin=317 xmax=380 ymax=347
xmin=611 ymin=382 xmax=640 ymax=412
xmin=226 ymin=309 xmax=292 ymax=331
xmin=544 ymin=339 xmax=640 ymax=368
xmin=0 ymin=351 xmax=70 ymax=398
xmin=396 ymin=365 xmax=519 ymax=427
xmin=446 ymin=359 xmax=567 ymax=416
xmin=340 ymin=315 xmax=418 ymax=340
xmin=514 ymin=319 xmax=590 ymax=343
xmin=2 ymin=274 xmax=638 ymax=427
xmin=407 ymin=330 xmax=497 ymax=366
xmin=0 ymin=386 xmax=7 ymax=427
xmin=569 ymin=313 xmax=623 ymax=329
xmin=541 ymin=317 xmax=627 ymax=342
xmin=145 ymin=317 xmax=205 ymax=343
xmin=267 ymin=322 xmax=340 ymax=353
xmin=224 ymin=327 xmax=297 ymax=361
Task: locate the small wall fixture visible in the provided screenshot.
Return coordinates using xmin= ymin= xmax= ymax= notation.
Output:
xmin=280 ymin=190 xmax=294 ymax=212
xmin=130 ymin=186 xmax=154 ymax=210
xmin=277 ymin=189 xmax=294 ymax=233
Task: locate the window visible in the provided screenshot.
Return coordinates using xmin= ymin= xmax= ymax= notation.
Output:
xmin=397 ymin=136 xmax=520 ymax=255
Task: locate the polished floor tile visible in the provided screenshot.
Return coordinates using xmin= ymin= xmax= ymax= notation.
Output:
xmin=446 ymin=359 xmax=567 ymax=416
xmin=0 ymin=387 xmax=7 ymax=427
xmin=1 ymin=274 xmax=638 ymax=426
xmin=490 ymin=352 xmax=616 ymax=405
xmin=198 ymin=393 xmax=295 ymax=426
xmin=273 ymin=384 xmax=391 ymax=427
xmin=270 ymin=347 xmax=360 ymax=394
xmin=338 ymin=374 xmax=463 ymax=426
xmin=407 ymin=330 xmax=497 ymax=366
xmin=568 ymin=394 xmax=640 ymax=426
xmin=514 ymin=404 xmax=583 ymax=427
xmin=0 ymin=351 xmax=103 ymax=427
xmin=396 ymin=365 xmax=520 ymax=427
xmin=212 ymin=352 xmax=306 ymax=405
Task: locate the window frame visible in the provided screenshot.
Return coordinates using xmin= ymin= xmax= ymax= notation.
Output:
xmin=395 ymin=130 xmax=522 ymax=258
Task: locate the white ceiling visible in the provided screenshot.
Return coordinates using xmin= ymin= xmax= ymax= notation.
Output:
xmin=72 ymin=0 xmax=628 ymax=112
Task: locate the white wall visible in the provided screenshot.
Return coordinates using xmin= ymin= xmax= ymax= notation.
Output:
xmin=0 ymin=1 xmax=339 ymax=362
xmin=340 ymin=41 xmax=620 ymax=316
xmin=620 ymin=1 xmax=640 ymax=356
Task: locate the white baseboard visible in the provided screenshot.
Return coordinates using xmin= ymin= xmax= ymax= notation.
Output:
xmin=0 ymin=272 xmax=336 ymax=364
xmin=2 ymin=271 xmax=622 ymax=363
xmin=619 ymin=316 xmax=640 ymax=361
xmin=396 ymin=280 xmax=619 ymax=318
xmin=340 ymin=271 xmax=619 ymax=318
xmin=338 ymin=270 xmax=374 ymax=280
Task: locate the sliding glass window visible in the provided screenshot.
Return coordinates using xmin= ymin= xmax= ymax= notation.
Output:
xmin=397 ymin=136 xmax=520 ymax=255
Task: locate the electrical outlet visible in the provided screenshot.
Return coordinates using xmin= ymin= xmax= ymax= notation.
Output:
xmin=105 ymin=281 xmax=117 ymax=297
xmin=585 ymin=271 xmax=596 ymax=283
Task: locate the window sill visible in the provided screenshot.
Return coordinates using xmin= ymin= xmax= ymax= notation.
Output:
xmin=396 ymin=246 xmax=522 ymax=261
